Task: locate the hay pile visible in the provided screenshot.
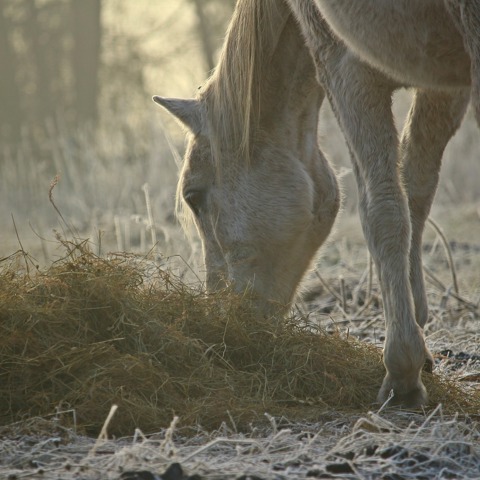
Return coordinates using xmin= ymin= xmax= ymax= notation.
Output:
xmin=0 ymin=241 xmax=478 ymax=436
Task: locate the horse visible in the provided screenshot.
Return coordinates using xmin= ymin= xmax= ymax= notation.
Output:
xmin=153 ymin=0 xmax=478 ymax=408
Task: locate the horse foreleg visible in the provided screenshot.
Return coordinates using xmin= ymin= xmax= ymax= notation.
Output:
xmin=319 ymin=52 xmax=429 ymax=406
xmin=401 ymin=89 xmax=469 ymax=335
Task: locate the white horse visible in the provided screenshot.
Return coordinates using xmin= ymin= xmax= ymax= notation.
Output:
xmin=153 ymin=0 xmax=478 ymax=408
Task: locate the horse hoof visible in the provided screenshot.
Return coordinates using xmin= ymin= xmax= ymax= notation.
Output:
xmin=377 ymin=380 xmax=428 ymax=409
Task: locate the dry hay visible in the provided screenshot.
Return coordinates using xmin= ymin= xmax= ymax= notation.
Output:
xmin=0 ymin=240 xmax=478 ymax=437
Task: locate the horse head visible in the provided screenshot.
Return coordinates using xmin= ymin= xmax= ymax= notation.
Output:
xmin=154 ymin=4 xmax=339 ymax=317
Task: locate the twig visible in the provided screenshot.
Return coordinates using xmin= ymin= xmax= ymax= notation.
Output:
xmin=427 ymin=217 xmax=459 ymax=298
xmin=448 ymin=290 xmax=479 ymax=311
xmin=88 ymin=404 xmax=118 ymax=457
xmin=424 ymin=265 xmax=478 ymax=311
xmin=376 ymin=389 xmax=395 ymax=414
xmin=423 ymin=265 xmax=446 ymax=291
xmin=114 ymin=215 xmax=123 ymax=251
xmin=142 ymin=183 xmax=157 ymax=256
xmin=181 ymin=437 xmax=262 ymax=463
xmin=49 ymin=174 xmax=77 ymax=240
xmin=11 ymin=214 xmax=30 ymax=275
xmin=314 ymin=270 xmax=341 ymax=303
xmin=339 ymin=275 xmax=347 ymax=312
xmin=160 ymin=416 xmax=179 ymax=458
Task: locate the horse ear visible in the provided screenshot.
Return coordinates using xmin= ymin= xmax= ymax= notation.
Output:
xmin=153 ymin=96 xmax=203 ymax=135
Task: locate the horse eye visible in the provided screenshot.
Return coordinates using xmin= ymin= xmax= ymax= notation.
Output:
xmin=183 ymin=189 xmax=205 ymax=216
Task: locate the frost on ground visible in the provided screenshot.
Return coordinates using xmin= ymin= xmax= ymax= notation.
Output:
xmin=1 ymin=208 xmax=478 ymax=479
xmin=1 ymin=405 xmax=479 ymax=480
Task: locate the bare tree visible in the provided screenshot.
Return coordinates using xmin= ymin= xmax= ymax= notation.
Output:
xmin=0 ymin=0 xmax=21 ymax=142
xmin=23 ymin=0 xmax=55 ymax=123
xmin=191 ymin=0 xmax=215 ymax=72
xmin=72 ymin=0 xmax=102 ymax=124
xmin=191 ymin=0 xmax=236 ymax=74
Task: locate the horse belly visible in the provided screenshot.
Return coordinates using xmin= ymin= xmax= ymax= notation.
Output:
xmin=315 ymin=0 xmax=471 ymax=88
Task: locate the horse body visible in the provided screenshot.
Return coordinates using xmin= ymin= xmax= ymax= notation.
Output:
xmin=315 ymin=0 xmax=470 ymax=88
xmin=154 ymin=0 xmax=478 ymax=407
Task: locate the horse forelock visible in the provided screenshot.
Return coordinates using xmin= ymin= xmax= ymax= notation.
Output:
xmin=199 ymin=0 xmax=290 ymax=171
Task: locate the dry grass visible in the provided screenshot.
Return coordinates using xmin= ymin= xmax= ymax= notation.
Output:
xmin=0 ymin=239 xmax=478 ymax=438
xmin=3 ymin=407 xmax=480 ymax=479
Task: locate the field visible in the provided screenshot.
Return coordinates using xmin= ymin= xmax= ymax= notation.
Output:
xmin=0 ymin=93 xmax=479 ymax=478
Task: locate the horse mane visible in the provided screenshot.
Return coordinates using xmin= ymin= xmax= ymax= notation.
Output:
xmin=199 ymin=0 xmax=290 ymax=166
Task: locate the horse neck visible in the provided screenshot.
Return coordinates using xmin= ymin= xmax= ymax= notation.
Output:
xmin=201 ymin=0 xmax=321 ymax=164
xmin=257 ymin=15 xmax=322 ymax=153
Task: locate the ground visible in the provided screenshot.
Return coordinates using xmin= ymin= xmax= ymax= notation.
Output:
xmin=1 ymin=206 xmax=478 ymax=479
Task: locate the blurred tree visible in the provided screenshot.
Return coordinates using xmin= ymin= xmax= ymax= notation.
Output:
xmin=0 ymin=0 xmax=21 ymax=142
xmin=0 ymin=0 xmax=236 ymax=148
xmin=0 ymin=0 xmax=102 ymax=142
xmin=23 ymin=0 xmax=56 ymax=123
xmin=0 ymin=0 xmax=74 ymax=141
xmin=72 ymin=0 xmax=102 ymax=124
xmin=191 ymin=0 xmax=215 ymax=72
xmin=191 ymin=0 xmax=235 ymax=74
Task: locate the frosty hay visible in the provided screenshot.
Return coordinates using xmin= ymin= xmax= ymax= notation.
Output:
xmin=154 ymin=1 xmax=479 ymax=408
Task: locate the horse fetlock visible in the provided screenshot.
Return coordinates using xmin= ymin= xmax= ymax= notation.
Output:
xmin=377 ymin=372 xmax=427 ymax=408
xmin=380 ymin=331 xmax=431 ymax=407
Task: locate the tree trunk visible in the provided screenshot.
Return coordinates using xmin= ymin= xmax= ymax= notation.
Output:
xmin=191 ymin=0 xmax=215 ymax=73
xmin=23 ymin=0 xmax=55 ymax=123
xmin=72 ymin=0 xmax=102 ymax=124
xmin=0 ymin=0 xmax=21 ymax=142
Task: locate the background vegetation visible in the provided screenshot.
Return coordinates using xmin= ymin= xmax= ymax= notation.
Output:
xmin=0 ymin=0 xmax=479 ymax=275
xmin=0 ymin=0 xmax=234 ymax=266
xmin=0 ymin=5 xmax=478 ymax=475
